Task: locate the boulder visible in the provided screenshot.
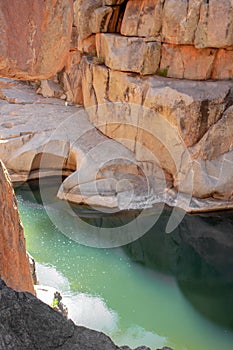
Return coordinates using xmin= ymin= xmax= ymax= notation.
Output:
xmin=90 ymin=6 xmax=113 ymax=33
xmin=0 ymin=279 xmax=123 ymax=350
xmin=73 ymin=0 xmax=103 ymax=40
xmin=191 ymin=106 xmax=233 ymax=161
xmin=121 ymin=0 xmax=163 ymax=37
xmin=37 ymin=80 xmax=65 ymax=99
xmin=96 ymin=33 xmax=161 ymax=75
xmin=121 ymin=0 xmax=233 ymax=50
xmin=212 ymin=49 xmax=233 ymax=80
xmin=194 ymin=0 xmax=233 ymax=48
xmin=0 ymin=0 xmax=73 ymax=80
xmin=160 ymin=44 xmax=217 ymax=80
xmin=162 ymin=0 xmax=202 ymax=45
xmin=103 ymin=0 xmax=125 ymax=4
xmin=0 ymin=161 xmax=34 ymax=294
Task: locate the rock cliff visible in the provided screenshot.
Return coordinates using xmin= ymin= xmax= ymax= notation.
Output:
xmin=0 ymin=0 xmax=233 ymax=212
xmin=0 ymin=0 xmax=73 ymax=80
xmin=0 ymin=160 xmax=34 ymax=294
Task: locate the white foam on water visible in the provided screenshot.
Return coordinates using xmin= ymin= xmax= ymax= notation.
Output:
xmin=115 ymin=325 xmax=168 ymax=349
xmin=63 ymin=292 xmax=118 ymax=334
xmin=35 ymin=262 xmax=118 ymax=333
xmin=35 ymin=262 xmax=167 ymax=349
xmin=35 ymin=262 xmax=70 ymax=291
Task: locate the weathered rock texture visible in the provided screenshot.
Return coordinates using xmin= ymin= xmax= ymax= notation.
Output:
xmin=0 ymin=160 xmax=34 ymax=294
xmin=0 ymin=78 xmax=232 ymax=213
xmin=0 ymin=79 xmax=147 ymax=211
xmin=0 ymin=0 xmax=73 ymax=80
xmin=79 ymin=58 xmax=233 ymax=211
xmin=67 ymin=0 xmax=233 ymax=80
xmin=2 ymin=0 xmax=232 ymax=80
xmin=0 ymin=1 xmax=233 ymax=212
xmin=0 ymin=279 xmax=153 ymax=350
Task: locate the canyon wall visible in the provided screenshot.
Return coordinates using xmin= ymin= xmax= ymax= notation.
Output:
xmin=0 ymin=0 xmax=233 ymax=212
xmin=0 ymin=160 xmax=34 ymax=294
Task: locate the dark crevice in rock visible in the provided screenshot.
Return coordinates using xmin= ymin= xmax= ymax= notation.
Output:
xmin=115 ymin=1 xmax=128 ymax=33
xmin=105 ymin=68 xmax=110 ymax=100
xmin=223 ymin=87 xmax=233 ymax=111
xmin=198 ymin=99 xmax=209 ymax=141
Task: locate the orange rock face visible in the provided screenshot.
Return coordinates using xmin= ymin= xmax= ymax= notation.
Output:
xmin=0 ymin=160 xmax=34 ymax=294
xmin=160 ymin=44 xmax=217 ymax=80
xmin=0 ymin=0 xmax=73 ymax=80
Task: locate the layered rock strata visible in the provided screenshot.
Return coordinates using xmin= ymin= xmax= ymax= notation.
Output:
xmin=0 ymin=1 xmax=233 ymax=212
xmin=0 ymin=160 xmax=34 ymax=294
xmin=79 ymin=57 xmax=233 ymax=211
xmin=1 ymin=0 xmax=233 ymax=81
xmin=68 ymin=0 xmax=233 ymax=80
xmin=0 ymin=78 xmax=233 ymax=212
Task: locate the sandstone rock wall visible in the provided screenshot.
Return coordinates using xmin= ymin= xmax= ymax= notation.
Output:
xmin=0 ymin=0 xmax=73 ymax=80
xmin=2 ymin=0 xmax=233 ymax=81
xmin=79 ymin=57 xmax=233 ymax=207
xmin=62 ymin=0 xmax=233 ymax=209
xmin=0 ymin=160 xmax=34 ymax=294
xmin=0 ymin=1 xmax=233 ymax=211
xmin=66 ymin=0 xmax=233 ymax=80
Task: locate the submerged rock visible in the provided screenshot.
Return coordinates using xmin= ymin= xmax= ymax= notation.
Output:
xmin=0 ymin=279 xmax=153 ymax=350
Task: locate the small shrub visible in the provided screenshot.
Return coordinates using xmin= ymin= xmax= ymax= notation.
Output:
xmin=157 ymin=67 xmax=169 ymax=77
xmin=92 ymin=56 xmax=105 ymax=65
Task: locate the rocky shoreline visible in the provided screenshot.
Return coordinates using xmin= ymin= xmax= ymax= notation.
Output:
xmin=0 ymin=279 xmax=174 ymax=350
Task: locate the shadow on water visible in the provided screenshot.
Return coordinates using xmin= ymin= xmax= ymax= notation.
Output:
xmin=123 ymin=209 xmax=233 ymax=330
xmin=16 ymin=177 xmax=233 ymax=331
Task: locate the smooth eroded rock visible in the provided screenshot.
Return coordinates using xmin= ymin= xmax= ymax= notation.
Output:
xmin=80 ymin=58 xmax=233 ymax=205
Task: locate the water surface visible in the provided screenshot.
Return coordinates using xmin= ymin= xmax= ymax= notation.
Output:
xmin=16 ymin=182 xmax=233 ymax=350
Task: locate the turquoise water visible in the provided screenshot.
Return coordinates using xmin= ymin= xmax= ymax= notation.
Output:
xmin=16 ymin=182 xmax=233 ymax=350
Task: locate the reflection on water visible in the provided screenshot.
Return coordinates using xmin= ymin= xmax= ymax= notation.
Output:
xmin=15 ymin=179 xmax=233 ymax=350
xmin=124 ymin=209 xmax=233 ymax=330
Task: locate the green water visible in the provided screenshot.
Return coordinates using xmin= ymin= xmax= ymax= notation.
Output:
xmin=16 ymin=183 xmax=233 ymax=350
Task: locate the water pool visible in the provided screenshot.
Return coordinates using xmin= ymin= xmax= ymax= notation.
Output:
xmin=15 ymin=182 xmax=233 ymax=350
